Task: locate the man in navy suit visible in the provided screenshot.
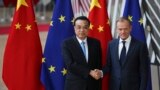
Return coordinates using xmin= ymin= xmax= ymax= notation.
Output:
xmin=95 ymin=17 xmax=149 ymax=90
xmin=61 ymin=16 xmax=102 ymax=90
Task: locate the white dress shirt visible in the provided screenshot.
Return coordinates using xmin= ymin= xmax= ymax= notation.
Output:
xmin=76 ymin=37 xmax=88 ymax=62
xmin=118 ymin=36 xmax=131 ymax=59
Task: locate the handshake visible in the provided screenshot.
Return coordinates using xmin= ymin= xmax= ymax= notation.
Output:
xmin=89 ymin=69 xmax=102 ymax=80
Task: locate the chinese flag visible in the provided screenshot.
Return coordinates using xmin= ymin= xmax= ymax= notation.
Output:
xmin=88 ymin=0 xmax=112 ymax=90
xmin=2 ymin=0 xmax=44 ymax=90
xmin=3 ymin=0 xmax=16 ymax=7
xmin=3 ymin=0 xmax=39 ymax=7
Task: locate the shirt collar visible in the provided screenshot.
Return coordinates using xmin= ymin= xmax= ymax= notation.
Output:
xmin=76 ymin=37 xmax=87 ymax=44
xmin=119 ymin=35 xmax=131 ymax=43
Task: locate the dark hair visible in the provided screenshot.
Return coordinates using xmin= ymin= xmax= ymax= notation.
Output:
xmin=73 ymin=16 xmax=90 ymax=26
xmin=116 ymin=17 xmax=132 ymax=25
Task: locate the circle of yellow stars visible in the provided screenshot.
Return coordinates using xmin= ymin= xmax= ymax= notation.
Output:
xmin=128 ymin=15 xmax=143 ymax=25
xmin=49 ymin=15 xmax=74 ymax=28
xmin=42 ymin=58 xmax=67 ymax=76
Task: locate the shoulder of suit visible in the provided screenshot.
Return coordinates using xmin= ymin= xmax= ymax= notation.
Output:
xmin=63 ymin=36 xmax=75 ymax=43
xmin=109 ymin=39 xmax=118 ymax=44
xmin=130 ymin=37 xmax=148 ymax=50
xmin=131 ymin=37 xmax=146 ymax=45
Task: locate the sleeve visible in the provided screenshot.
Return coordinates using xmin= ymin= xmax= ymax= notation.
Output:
xmin=97 ymin=40 xmax=102 ymax=70
xmin=102 ymin=42 xmax=111 ymax=75
xmin=139 ymin=43 xmax=150 ymax=90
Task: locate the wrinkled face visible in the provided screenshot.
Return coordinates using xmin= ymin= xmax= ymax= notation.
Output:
xmin=116 ymin=20 xmax=132 ymax=40
xmin=74 ymin=20 xmax=89 ymax=40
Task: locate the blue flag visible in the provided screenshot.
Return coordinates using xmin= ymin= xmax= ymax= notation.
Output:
xmin=123 ymin=0 xmax=152 ymax=90
xmin=123 ymin=0 xmax=146 ymax=42
xmin=40 ymin=0 xmax=75 ymax=90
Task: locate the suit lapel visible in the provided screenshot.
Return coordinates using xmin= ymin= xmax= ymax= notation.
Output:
xmin=114 ymin=39 xmax=120 ymax=65
xmin=122 ymin=38 xmax=136 ymax=67
xmin=87 ymin=38 xmax=92 ymax=64
xmin=73 ymin=37 xmax=87 ymax=64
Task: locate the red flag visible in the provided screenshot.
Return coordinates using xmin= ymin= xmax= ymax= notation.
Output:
xmin=88 ymin=0 xmax=112 ymax=90
xmin=2 ymin=0 xmax=44 ymax=90
xmin=3 ymin=0 xmax=39 ymax=7
xmin=3 ymin=0 xmax=16 ymax=7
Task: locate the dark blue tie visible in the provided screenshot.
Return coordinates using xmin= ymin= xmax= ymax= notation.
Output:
xmin=120 ymin=41 xmax=126 ymax=65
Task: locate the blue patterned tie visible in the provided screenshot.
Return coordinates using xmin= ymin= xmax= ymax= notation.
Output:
xmin=120 ymin=41 xmax=126 ymax=65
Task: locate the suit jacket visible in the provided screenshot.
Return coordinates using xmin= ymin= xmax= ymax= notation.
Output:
xmin=103 ymin=37 xmax=149 ymax=90
xmin=62 ymin=36 xmax=102 ymax=90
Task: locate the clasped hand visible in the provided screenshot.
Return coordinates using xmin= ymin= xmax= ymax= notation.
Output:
xmin=89 ymin=69 xmax=102 ymax=80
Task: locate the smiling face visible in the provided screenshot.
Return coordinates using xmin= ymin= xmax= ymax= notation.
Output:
xmin=74 ymin=19 xmax=89 ymax=40
xmin=116 ymin=18 xmax=132 ymax=40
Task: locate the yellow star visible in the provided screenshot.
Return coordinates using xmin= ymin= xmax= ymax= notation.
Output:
xmin=48 ymin=65 xmax=55 ymax=73
xmin=61 ymin=68 xmax=67 ymax=76
xmin=16 ymin=0 xmax=28 ymax=10
xmin=138 ymin=18 xmax=143 ymax=25
xmin=98 ymin=25 xmax=104 ymax=32
xmin=59 ymin=15 xmax=65 ymax=23
xmin=50 ymin=21 xmax=53 ymax=26
xmin=89 ymin=23 xmax=94 ymax=30
xmin=25 ymin=24 xmax=31 ymax=31
xmin=15 ymin=22 xmax=21 ymax=30
xmin=128 ymin=15 xmax=133 ymax=22
xmin=90 ymin=0 xmax=101 ymax=11
xmin=42 ymin=58 xmax=46 ymax=63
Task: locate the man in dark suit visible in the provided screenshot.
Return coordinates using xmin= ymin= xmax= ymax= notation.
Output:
xmin=61 ymin=16 xmax=102 ymax=90
xmin=95 ymin=17 xmax=149 ymax=90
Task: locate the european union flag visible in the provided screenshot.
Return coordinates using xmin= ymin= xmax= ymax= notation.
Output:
xmin=123 ymin=0 xmax=146 ymax=42
xmin=123 ymin=0 xmax=152 ymax=90
xmin=40 ymin=0 xmax=75 ymax=90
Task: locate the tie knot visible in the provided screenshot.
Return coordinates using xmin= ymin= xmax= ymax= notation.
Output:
xmin=81 ymin=41 xmax=85 ymax=45
xmin=122 ymin=41 xmax=126 ymax=45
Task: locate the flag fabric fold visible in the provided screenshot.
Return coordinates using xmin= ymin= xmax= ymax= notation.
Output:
xmin=88 ymin=0 xmax=112 ymax=90
xmin=123 ymin=0 xmax=152 ymax=90
xmin=40 ymin=0 xmax=75 ymax=90
xmin=2 ymin=0 xmax=44 ymax=90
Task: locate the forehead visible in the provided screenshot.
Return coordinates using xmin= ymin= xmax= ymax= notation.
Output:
xmin=75 ymin=20 xmax=89 ymax=25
